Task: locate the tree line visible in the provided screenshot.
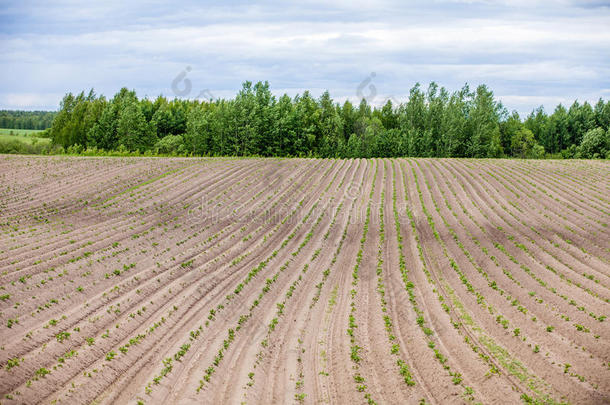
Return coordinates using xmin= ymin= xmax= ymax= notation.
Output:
xmin=0 ymin=110 xmax=56 ymax=130
xmin=47 ymin=81 xmax=610 ymax=159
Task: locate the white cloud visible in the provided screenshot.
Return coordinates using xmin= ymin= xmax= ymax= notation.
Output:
xmin=0 ymin=93 xmax=64 ymax=109
xmin=0 ymin=0 xmax=608 ymax=115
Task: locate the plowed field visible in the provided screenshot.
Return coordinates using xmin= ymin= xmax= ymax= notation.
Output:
xmin=1 ymin=156 xmax=608 ymax=404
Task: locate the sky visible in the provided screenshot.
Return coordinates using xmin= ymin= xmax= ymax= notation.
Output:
xmin=1 ymin=0 xmax=609 ymax=116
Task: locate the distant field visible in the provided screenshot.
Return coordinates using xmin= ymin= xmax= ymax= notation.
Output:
xmin=0 ymin=128 xmax=50 ymax=145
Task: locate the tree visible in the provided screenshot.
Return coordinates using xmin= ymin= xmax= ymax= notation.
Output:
xmin=579 ymin=127 xmax=609 ymax=158
xmin=525 ymin=107 xmax=547 ymax=144
xmin=271 ymin=94 xmax=300 ymax=156
xmin=44 ymin=81 xmax=608 ymax=159
xmin=151 ymin=98 xmax=174 ymax=138
xmin=213 ymin=100 xmax=236 ymax=156
xmin=49 ymin=93 xmax=76 ymax=147
xmin=511 ymin=128 xmax=543 ymax=158
xmin=466 ymin=85 xmax=502 ymax=157
xmin=345 ymin=133 xmax=362 ymax=158
xmin=379 ymin=99 xmax=398 ymax=130
xmin=88 ymin=101 xmax=117 ymax=150
xmin=51 ymin=90 xmax=101 ymax=148
xmin=438 ymin=86 xmax=469 ymax=157
xmin=253 ymin=81 xmax=275 ymax=155
xmin=154 ymin=134 xmax=185 ymax=154
xmin=340 ymin=100 xmax=356 ymax=142
xmin=361 ymin=117 xmax=383 ymax=158
xmin=500 ymin=111 xmax=522 ymax=152
xmin=294 ymin=91 xmax=319 ymax=155
xmin=567 ymin=101 xmax=595 ymax=146
xmin=0 ymin=110 xmax=56 ymax=130
xmin=425 ymin=82 xmax=448 ymax=155
xmin=233 ymin=81 xmax=257 ymax=156
xmin=397 ymin=83 xmax=426 ymax=156
xmin=318 ymin=91 xmax=343 ymax=157
xmin=83 ymin=95 xmax=107 ymax=148
xmin=594 ymin=99 xmax=610 ymax=130
xmin=184 ymin=104 xmax=212 ymax=155
xmin=379 ymin=128 xmax=406 ymax=157
xmin=489 ymin=130 xmax=504 ymax=158
xmin=117 ymin=100 xmax=156 ymax=151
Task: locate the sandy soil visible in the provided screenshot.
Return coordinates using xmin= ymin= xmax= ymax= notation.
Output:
xmin=0 ymin=155 xmax=608 ymax=405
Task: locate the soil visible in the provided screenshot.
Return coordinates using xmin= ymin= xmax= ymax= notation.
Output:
xmin=0 ymin=155 xmax=608 ymax=404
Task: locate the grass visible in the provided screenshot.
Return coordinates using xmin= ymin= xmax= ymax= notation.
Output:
xmin=0 ymin=128 xmax=46 ymax=135
xmin=0 ymin=128 xmax=50 ymax=144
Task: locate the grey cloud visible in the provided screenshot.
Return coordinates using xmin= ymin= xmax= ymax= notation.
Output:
xmin=0 ymin=0 xmax=608 ymax=116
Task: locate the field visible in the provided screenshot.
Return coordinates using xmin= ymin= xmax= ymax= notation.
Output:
xmin=0 ymin=155 xmax=608 ymax=404
xmin=0 ymin=129 xmax=50 ymax=145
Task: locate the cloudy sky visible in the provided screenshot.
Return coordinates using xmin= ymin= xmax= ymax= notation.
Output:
xmin=1 ymin=0 xmax=609 ymax=115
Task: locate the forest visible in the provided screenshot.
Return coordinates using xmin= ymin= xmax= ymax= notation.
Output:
xmin=29 ymin=82 xmax=610 ymax=158
xmin=0 ymin=110 xmax=56 ymax=130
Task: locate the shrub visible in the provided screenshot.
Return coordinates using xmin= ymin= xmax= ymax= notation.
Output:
xmin=154 ymin=134 xmax=185 ymax=155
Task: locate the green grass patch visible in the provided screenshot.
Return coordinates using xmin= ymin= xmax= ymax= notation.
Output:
xmin=0 ymin=128 xmax=50 ymax=144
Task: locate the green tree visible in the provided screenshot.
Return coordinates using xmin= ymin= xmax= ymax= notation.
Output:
xmin=340 ymin=100 xmax=356 ymax=142
xmin=294 ymin=91 xmax=319 ymax=155
xmin=379 ymin=99 xmax=398 ymax=130
xmin=579 ymin=127 xmax=609 ymax=158
xmin=154 ymin=134 xmax=185 ymax=154
xmin=466 ymin=85 xmax=502 ymax=157
xmin=184 ymin=104 xmax=212 ymax=155
xmin=345 ymin=133 xmax=362 ymax=158
xmin=89 ymin=102 xmax=118 ymax=150
xmin=545 ymin=105 xmax=570 ymax=153
xmin=425 ymin=82 xmax=448 ymax=155
xmin=232 ymin=81 xmax=257 ymax=156
xmin=271 ymin=94 xmax=300 ymax=156
xmin=594 ymin=99 xmax=610 ymax=130
xmin=567 ymin=101 xmax=595 ymax=146
xmin=318 ymin=91 xmax=343 ymax=157
xmin=51 ymin=90 xmax=101 ymax=148
xmin=253 ymin=81 xmax=275 ymax=155
xmin=44 ymin=81 xmax=608 ymax=159
xmin=438 ymin=86 xmax=469 ymax=157
xmin=499 ymin=111 xmax=522 ymax=153
xmin=151 ymin=98 xmax=174 ymax=138
xmin=117 ymin=100 xmax=156 ymax=151
xmin=511 ymin=128 xmax=543 ymax=158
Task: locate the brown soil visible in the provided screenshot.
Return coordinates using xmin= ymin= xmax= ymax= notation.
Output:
xmin=0 ymin=155 xmax=608 ymax=405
